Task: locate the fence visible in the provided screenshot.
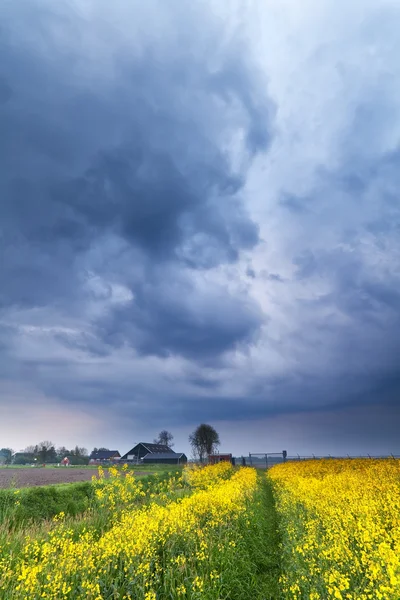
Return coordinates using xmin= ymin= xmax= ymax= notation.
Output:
xmin=285 ymin=454 xmax=400 ymax=461
xmin=232 ymin=453 xmax=400 ymax=469
xmin=232 ymin=452 xmax=287 ymax=469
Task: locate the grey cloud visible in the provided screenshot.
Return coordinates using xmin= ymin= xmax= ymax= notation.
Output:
xmin=0 ymin=0 xmax=271 ymax=356
xmin=1 ymin=0 xmax=400 ymax=454
xmin=96 ymin=275 xmax=263 ymax=360
xmin=52 ymin=331 xmax=111 ymax=358
xmin=280 ymin=194 xmax=310 ymax=214
xmin=267 ymin=273 xmax=284 ymax=282
xmin=0 ymin=78 xmax=12 ymax=104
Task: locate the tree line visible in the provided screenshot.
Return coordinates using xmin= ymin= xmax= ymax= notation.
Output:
xmin=1 ymin=423 xmax=221 ymax=465
xmin=11 ymin=442 xmax=90 ymax=465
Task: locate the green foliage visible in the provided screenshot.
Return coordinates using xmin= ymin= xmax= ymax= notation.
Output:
xmin=0 ymin=448 xmax=13 ymax=465
xmin=0 ymin=482 xmax=94 ymax=528
xmin=245 ymin=476 xmax=282 ymax=599
xmin=68 ymin=455 xmax=90 ymax=465
xmin=21 ymin=441 xmax=57 ymax=464
xmin=12 ymin=453 xmax=35 ymax=465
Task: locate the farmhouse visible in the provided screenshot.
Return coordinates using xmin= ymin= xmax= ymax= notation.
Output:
xmin=121 ymin=442 xmax=172 ymax=462
xmin=142 ymin=452 xmax=187 ymax=465
xmin=89 ymin=450 xmax=121 ymax=464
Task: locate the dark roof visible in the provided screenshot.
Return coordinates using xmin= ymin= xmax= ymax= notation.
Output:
xmin=89 ymin=450 xmax=120 ymax=460
xmin=140 ymin=443 xmax=173 ymax=453
xmin=120 ymin=442 xmax=173 ymax=460
xmin=122 ymin=442 xmax=171 ymax=455
xmin=142 ymin=452 xmax=186 ymax=460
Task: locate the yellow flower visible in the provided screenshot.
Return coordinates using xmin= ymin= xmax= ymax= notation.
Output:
xmin=0 ymin=462 xmax=258 ymax=599
xmin=270 ymin=458 xmax=400 ymax=599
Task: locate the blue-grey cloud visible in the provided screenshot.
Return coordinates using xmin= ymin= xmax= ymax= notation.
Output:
xmin=96 ymin=274 xmax=263 ymax=360
xmin=0 ymin=0 xmax=271 ymax=338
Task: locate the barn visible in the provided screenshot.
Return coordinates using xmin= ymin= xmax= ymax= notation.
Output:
xmin=208 ymin=453 xmax=234 ymax=465
xmin=142 ymin=452 xmax=187 ymax=465
xmin=89 ymin=450 xmax=121 ymax=464
xmin=120 ymin=442 xmax=172 ymax=462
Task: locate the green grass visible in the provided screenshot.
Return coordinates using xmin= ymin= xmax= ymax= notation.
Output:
xmin=256 ymin=475 xmax=282 ymax=598
xmin=0 ymin=482 xmax=95 ymax=527
xmin=238 ymin=474 xmax=282 ymax=599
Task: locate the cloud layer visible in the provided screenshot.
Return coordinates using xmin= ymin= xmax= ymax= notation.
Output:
xmin=1 ymin=0 xmax=399 ymax=453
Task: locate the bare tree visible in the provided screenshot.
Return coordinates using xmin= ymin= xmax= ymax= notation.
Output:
xmin=189 ymin=424 xmax=220 ymax=463
xmin=154 ymin=430 xmax=174 ymax=448
xmin=24 ymin=445 xmax=37 ymax=455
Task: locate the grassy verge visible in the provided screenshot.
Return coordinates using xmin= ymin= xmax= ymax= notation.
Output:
xmin=241 ymin=474 xmax=282 ymax=600
xmin=0 ymin=482 xmax=94 ymax=527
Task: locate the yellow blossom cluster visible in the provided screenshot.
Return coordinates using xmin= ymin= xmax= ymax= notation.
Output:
xmin=91 ymin=465 xmax=184 ymax=516
xmin=183 ymin=460 xmax=233 ymax=488
xmin=0 ymin=464 xmax=257 ymax=599
xmin=269 ymin=458 xmax=400 ymax=600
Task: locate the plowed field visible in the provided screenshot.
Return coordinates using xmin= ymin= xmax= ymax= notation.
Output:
xmin=0 ymin=467 xmax=100 ymax=488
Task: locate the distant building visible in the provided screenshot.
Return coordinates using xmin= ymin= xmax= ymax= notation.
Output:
xmin=142 ymin=452 xmax=187 ymax=465
xmin=89 ymin=450 xmax=121 ymax=464
xmin=208 ymin=453 xmax=234 ymax=465
xmin=120 ymin=443 xmax=172 ymax=462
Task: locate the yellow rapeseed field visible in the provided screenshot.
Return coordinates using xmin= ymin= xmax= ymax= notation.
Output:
xmin=269 ymin=458 xmax=400 ymax=600
xmin=0 ymin=462 xmax=258 ymax=599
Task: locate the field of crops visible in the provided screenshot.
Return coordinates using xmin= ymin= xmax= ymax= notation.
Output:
xmin=0 ymin=458 xmax=399 ymax=599
xmin=270 ymin=458 xmax=400 ymax=600
xmin=0 ymin=463 xmax=277 ymax=599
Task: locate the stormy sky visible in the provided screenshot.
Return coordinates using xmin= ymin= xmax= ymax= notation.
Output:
xmin=1 ymin=0 xmax=400 ymax=456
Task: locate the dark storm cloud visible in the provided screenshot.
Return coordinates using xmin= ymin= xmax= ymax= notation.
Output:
xmin=0 ymin=0 xmax=272 ymax=356
xmin=1 ymin=0 xmax=400 ymax=455
xmin=96 ymin=274 xmax=263 ymax=360
xmin=93 ymin=365 xmax=400 ymax=430
xmin=55 ymin=145 xmax=257 ymax=266
xmin=279 ymin=134 xmax=400 ymax=432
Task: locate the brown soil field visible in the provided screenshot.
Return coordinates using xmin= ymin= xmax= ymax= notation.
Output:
xmin=0 ymin=468 xmax=104 ymax=489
